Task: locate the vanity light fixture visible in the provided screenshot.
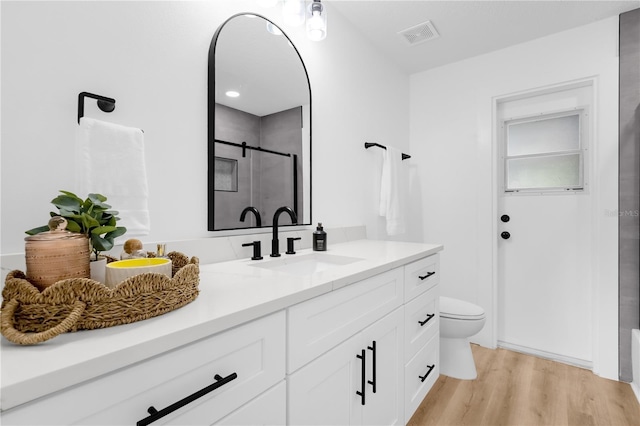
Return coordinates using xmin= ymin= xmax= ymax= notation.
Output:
xmin=282 ymin=0 xmax=305 ymax=27
xmin=225 ymin=90 xmax=240 ymax=98
xmin=306 ymin=0 xmax=327 ymax=41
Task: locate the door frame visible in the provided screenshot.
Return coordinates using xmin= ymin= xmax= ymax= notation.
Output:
xmin=490 ymin=76 xmax=600 ymax=368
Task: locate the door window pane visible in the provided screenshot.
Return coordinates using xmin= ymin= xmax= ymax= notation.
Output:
xmin=507 ymin=114 xmax=580 ymax=156
xmin=504 ymin=110 xmax=585 ymax=193
xmin=506 ymin=153 xmax=581 ymax=190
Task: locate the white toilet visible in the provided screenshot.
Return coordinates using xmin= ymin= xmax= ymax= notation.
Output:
xmin=439 ymin=296 xmax=486 ymax=380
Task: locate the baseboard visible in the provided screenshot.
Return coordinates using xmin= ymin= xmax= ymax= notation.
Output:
xmin=497 ymin=341 xmax=593 ymax=370
xmin=633 ymin=329 xmax=640 ymax=404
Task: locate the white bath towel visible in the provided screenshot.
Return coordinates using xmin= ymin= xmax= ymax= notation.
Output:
xmin=76 ymin=117 xmax=150 ymax=236
xmin=379 ymin=146 xmax=407 ymax=236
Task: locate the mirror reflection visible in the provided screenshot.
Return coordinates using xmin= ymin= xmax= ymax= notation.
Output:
xmin=208 ymin=14 xmax=311 ymax=231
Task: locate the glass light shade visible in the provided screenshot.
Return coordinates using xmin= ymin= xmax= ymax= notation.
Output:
xmin=306 ymin=1 xmax=327 ymax=41
xmin=283 ymin=0 xmax=305 ymax=26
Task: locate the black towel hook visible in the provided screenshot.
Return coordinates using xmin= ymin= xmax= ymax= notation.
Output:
xmin=77 ymin=92 xmax=116 ymax=124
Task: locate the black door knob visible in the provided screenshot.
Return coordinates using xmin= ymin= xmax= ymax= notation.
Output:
xmin=501 ymin=215 xmax=510 ymax=223
xmin=501 ymin=231 xmax=511 ymax=240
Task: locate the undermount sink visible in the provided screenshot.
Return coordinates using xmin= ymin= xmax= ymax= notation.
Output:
xmin=251 ymin=253 xmax=363 ymax=276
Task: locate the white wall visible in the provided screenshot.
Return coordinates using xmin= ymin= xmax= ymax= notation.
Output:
xmin=0 ymin=0 xmax=410 ymax=256
xmin=409 ymin=17 xmax=620 ymax=379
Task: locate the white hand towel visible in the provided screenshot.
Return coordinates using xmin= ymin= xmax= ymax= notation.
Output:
xmin=379 ymin=146 xmax=407 ymax=236
xmin=76 ymin=117 xmax=150 ymax=236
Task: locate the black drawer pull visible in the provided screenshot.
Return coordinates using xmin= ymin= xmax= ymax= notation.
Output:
xmin=356 ymin=349 xmax=366 ymax=406
xmin=418 ymin=313 xmax=436 ymax=326
xmin=367 ymin=341 xmax=377 ymax=393
xmin=137 ymin=372 xmax=238 ymax=426
xmin=418 ymin=271 xmax=436 ymax=280
xmin=419 ymin=365 xmax=435 ymax=382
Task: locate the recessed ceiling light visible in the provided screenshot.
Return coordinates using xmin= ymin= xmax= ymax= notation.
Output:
xmin=226 ymin=91 xmax=240 ymax=98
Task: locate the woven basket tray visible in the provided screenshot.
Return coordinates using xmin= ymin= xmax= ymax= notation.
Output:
xmin=1 ymin=252 xmax=200 ymax=345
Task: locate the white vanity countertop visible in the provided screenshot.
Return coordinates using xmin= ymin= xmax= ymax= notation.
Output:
xmin=0 ymin=239 xmax=442 ymax=411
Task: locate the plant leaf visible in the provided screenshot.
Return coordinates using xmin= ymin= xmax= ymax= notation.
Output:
xmin=91 ymin=235 xmax=113 ymax=252
xmin=64 ymin=220 xmax=82 ymax=233
xmin=106 ymin=226 xmax=127 ymax=239
xmin=81 ymin=212 xmax=100 ymax=230
xmin=91 ymin=225 xmax=116 ymax=236
xmin=51 ymin=195 xmax=81 ymax=213
xmin=25 ymin=225 xmax=49 ymax=235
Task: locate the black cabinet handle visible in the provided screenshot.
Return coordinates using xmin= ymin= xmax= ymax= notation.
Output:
xmin=418 ymin=313 xmax=435 ymax=326
xmin=419 ymin=365 xmax=435 ymax=383
xmin=418 ymin=271 xmax=436 ymax=280
xmin=356 ymin=349 xmax=366 ymax=406
xmin=137 ymin=372 xmax=238 ymax=426
xmin=367 ymin=341 xmax=377 ymax=393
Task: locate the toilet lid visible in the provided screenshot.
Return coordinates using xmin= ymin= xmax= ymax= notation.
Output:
xmin=440 ymin=296 xmax=485 ymax=320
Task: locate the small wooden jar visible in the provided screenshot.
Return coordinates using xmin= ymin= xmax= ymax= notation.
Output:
xmin=25 ymin=217 xmax=90 ymax=290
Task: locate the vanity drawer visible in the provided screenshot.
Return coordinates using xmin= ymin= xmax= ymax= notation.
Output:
xmin=404 ymin=284 xmax=439 ymax=362
xmin=288 ymin=267 xmax=404 ymax=372
xmin=404 ymin=254 xmax=439 ymax=302
xmin=2 ymin=311 xmax=286 ymax=426
xmin=404 ymin=334 xmax=439 ymax=422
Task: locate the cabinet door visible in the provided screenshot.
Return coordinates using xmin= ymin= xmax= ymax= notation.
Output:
xmin=361 ymin=308 xmax=404 ymax=426
xmin=217 ymin=381 xmax=286 ymax=426
xmin=288 ymin=334 xmax=364 ymax=426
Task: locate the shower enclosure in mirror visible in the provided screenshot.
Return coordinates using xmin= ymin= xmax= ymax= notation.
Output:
xmin=208 ymin=13 xmax=311 ymax=231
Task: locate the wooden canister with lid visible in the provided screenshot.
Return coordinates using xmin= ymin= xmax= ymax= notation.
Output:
xmin=24 ymin=217 xmax=90 ymax=290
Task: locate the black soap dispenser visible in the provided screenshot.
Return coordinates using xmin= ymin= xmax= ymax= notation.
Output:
xmin=313 ymin=223 xmax=327 ymax=251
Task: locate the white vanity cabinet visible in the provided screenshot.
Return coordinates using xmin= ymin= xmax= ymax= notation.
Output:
xmin=1 ymin=311 xmax=286 ymax=426
xmin=287 ymin=253 xmax=442 ymax=426
xmin=0 ymin=241 xmax=444 ymax=426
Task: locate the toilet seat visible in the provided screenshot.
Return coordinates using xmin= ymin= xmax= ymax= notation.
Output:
xmin=440 ymin=296 xmax=485 ymax=321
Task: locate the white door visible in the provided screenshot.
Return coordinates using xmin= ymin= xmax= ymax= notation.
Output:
xmin=496 ymin=82 xmax=594 ymax=367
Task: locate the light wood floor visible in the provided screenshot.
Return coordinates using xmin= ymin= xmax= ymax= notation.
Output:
xmin=408 ymin=345 xmax=640 ymax=426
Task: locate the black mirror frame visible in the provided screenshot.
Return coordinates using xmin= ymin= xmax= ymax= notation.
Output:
xmin=207 ymin=13 xmax=312 ymax=232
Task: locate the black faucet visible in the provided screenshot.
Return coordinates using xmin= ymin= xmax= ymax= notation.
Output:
xmin=271 ymin=206 xmax=298 ymax=257
xmin=239 ymin=206 xmax=262 ymax=228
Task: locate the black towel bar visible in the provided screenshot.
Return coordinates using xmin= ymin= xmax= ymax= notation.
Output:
xmin=77 ymin=92 xmax=116 ymax=124
xmin=364 ymin=142 xmax=411 ymax=160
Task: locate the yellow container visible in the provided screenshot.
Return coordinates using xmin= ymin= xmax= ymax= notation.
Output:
xmin=105 ymin=257 xmax=172 ymax=288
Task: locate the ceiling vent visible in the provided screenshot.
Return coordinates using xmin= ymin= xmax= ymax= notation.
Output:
xmin=398 ymin=20 xmax=440 ymax=46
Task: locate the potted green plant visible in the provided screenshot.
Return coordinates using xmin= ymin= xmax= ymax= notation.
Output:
xmin=26 ymin=190 xmax=127 ymax=281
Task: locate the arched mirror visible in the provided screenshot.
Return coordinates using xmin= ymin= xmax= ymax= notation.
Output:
xmin=208 ymin=13 xmax=312 ymax=231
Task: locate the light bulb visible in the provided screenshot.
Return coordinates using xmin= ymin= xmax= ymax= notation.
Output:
xmin=306 ymin=1 xmax=326 ymax=41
